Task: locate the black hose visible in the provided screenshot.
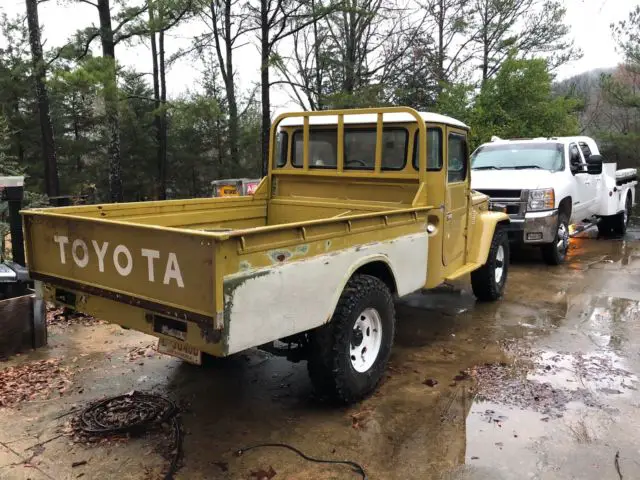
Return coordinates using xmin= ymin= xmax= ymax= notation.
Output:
xmin=76 ymin=391 xmax=182 ymax=480
xmin=236 ymin=442 xmax=368 ymax=479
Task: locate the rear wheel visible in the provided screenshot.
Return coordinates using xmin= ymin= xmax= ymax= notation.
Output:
xmin=598 ymin=194 xmax=632 ymax=236
xmin=612 ymin=194 xmax=632 ymax=236
xmin=541 ymin=214 xmax=569 ymax=265
xmin=307 ymin=274 xmax=395 ymax=404
xmin=471 ymin=227 xmax=509 ymax=302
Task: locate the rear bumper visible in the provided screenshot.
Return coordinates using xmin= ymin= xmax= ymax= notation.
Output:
xmin=506 ymin=210 xmax=558 ymax=244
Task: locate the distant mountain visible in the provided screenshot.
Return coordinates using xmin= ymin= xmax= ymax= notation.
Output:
xmin=553 ymin=67 xmax=615 ymax=97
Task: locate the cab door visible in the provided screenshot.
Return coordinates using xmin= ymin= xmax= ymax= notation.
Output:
xmin=569 ymin=143 xmax=596 ymax=220
xmin=578 ymin=141 xmax=601 ymax=217
xmin=443 ymin=130 xmax=469 ymax=269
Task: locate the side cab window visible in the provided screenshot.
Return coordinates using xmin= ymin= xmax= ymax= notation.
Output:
xmin=447 ymin=133 xmax=468 ymax=183
xmin=568 ymin=143 xmax=585 ymax=174
xmin=579 ymin=141 xmax=592 ymax=161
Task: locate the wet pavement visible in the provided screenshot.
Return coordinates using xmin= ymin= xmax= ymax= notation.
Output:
xmin=2 ymin=210 xmax=640 ymax=479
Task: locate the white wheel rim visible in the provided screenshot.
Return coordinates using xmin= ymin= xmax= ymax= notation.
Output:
xmin=557 ymin=223 xmax=569 ymax=253
xmin=350 ymin=308 xmax=383 ymax=373
xmin=495 ymin=244 xmax=505 ymax=284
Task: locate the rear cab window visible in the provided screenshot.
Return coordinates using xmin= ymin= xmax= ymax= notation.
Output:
xmin=291 ymin=127 xmax=408 ymax=170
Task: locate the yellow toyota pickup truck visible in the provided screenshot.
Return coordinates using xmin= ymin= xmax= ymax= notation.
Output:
xmin=22 ymin=107 xmax=509 ymax=403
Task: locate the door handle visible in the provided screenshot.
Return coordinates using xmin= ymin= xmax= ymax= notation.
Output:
xmin=446 ymin=213 xmax=453 ymax=221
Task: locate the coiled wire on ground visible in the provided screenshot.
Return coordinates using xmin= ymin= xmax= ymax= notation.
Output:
xmin=76 ymin=391 xmax=181 ymax=480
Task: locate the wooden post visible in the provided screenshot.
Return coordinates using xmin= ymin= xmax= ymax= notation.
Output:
xmin=33 ymin=281 xmax=47 ymax=348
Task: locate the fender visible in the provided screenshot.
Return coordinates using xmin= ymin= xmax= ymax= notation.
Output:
xmin=467 ymin=211 xmax=510 ymax=266
xmin=324 ymin=254 xmax=400 ymax=323
xmin=617 ymin=184 xmax=636 ymax=212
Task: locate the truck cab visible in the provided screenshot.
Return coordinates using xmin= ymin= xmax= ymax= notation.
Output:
xmin=272 ymin=110 xmax=508 ymax=288
xmin=471 ymin=136 xmax=637 ymax=265
xmin=22 ymin=107 xmax=509 ymax=404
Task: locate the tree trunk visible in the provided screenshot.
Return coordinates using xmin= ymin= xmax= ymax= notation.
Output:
xmin=344 ymin=7 xmax=356 ymax=96
xmin=158 ymin=13 xmax=168 ymax=200
xmin=97 ymin=0 xmax=123 ymax=202
xmin=25 ymin=0 xmax=60 ymax=198
xmin=437 ymin=0 xmax=445 ymax=85
xmin=481 ymin=4 xmax=489 ymax=83
xmin=312 ymin=0 xmax=322 ymax=110
xmin=210 ymin=0 xmax=238 ymax=173
xmin=260 ymin=0 xmax=270 ymax=177
xmin=224 ymin=0 xmax=239 ymax=165
xmin=72 ymin=95 xmax=82 ymax=172
xmin=149 ymin=0 xmax=163 ymax=199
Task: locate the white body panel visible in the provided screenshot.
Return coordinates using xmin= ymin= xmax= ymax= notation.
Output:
xmin=223 ymin=232 xmax=428 ymax=354
xmin=598 ymin=164 xmax=638 ymax=216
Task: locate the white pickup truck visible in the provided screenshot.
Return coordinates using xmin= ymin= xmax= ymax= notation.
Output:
xmin=470 ymin=136 xmax=637 ymax=265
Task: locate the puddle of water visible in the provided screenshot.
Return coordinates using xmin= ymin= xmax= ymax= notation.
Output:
xmin=466 ymin=400 xmax=551 ymax=466
xmin=528 ymin=350 xmax=638 ymax=397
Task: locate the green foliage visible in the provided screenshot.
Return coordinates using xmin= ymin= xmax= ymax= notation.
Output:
xmin=594 ymin=6 xmax=640 ymax=169
xmin=469 ymin=57 xmax=580 ymax=148
xmin=435 ymin=82 xmax=475 ymax=124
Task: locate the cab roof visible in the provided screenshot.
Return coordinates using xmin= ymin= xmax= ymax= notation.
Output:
xmin=278 ymin=111 xmax=469 ymax=130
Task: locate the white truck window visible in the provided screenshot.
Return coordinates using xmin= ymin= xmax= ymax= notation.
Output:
xmin=569 ymin=143 xmax=586 ymax=174
xmin=579 ymin=142 xmax=592 ymax=161
xmin=471 ymin=143 xmax=564 ymax=171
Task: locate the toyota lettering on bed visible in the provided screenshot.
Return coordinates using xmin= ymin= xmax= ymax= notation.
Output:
xmin=53 ymin=235 xmax=185 ymax=288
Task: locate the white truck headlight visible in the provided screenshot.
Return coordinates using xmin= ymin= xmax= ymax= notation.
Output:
xmin=528 ymin=188 xmax=555 ymax=211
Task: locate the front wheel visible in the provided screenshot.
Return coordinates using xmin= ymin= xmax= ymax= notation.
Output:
xmin=471 ymin=227 xmax=509 ymax=302
xmin=541 ymin=214 xmax=569 ymax=265
xmin=307 ymin=274 xmax=395 ymax=404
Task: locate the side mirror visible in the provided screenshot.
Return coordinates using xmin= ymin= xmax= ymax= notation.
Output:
xmin=586 ymin=154 xmax=603 ymax=175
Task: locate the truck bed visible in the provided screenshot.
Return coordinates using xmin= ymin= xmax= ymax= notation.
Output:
xmin=23 ymin=193 xmax=432 ymax=355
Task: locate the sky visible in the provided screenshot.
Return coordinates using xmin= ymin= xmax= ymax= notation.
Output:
xmin=2 ymin=0 xmax=638 ymax=115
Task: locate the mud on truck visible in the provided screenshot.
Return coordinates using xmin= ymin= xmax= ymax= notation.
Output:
xmin=22 ymin=107 xmax=510 ymax=404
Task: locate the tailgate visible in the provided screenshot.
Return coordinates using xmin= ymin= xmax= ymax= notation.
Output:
xmin=23 ymin=211 xmax=218 ymax=322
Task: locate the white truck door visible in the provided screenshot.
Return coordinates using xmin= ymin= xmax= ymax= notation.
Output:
xmin=578 ymin=141 xmax=602 ymax=217
xmin=569 ymin=143 xmax=594 ymax=220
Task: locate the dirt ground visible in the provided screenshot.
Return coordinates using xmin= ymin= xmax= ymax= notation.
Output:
xmin=2 ymin=211 xmax=640 ymax=480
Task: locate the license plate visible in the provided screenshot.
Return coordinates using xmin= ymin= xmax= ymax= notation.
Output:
xmin=157 ymin=338 xmax=202 ymax=365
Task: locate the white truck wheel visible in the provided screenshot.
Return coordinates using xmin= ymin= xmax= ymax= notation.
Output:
xmin=307 ymin=274 xmax=395 ymax=404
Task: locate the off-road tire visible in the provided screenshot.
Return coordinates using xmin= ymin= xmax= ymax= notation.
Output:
xmin=471 ymin=227 xmax=509 ymax=302
xmin=541 ymin=214 xmax=569 ymax=266
xmin=307 ymin=274 xmax=395 ymax=404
